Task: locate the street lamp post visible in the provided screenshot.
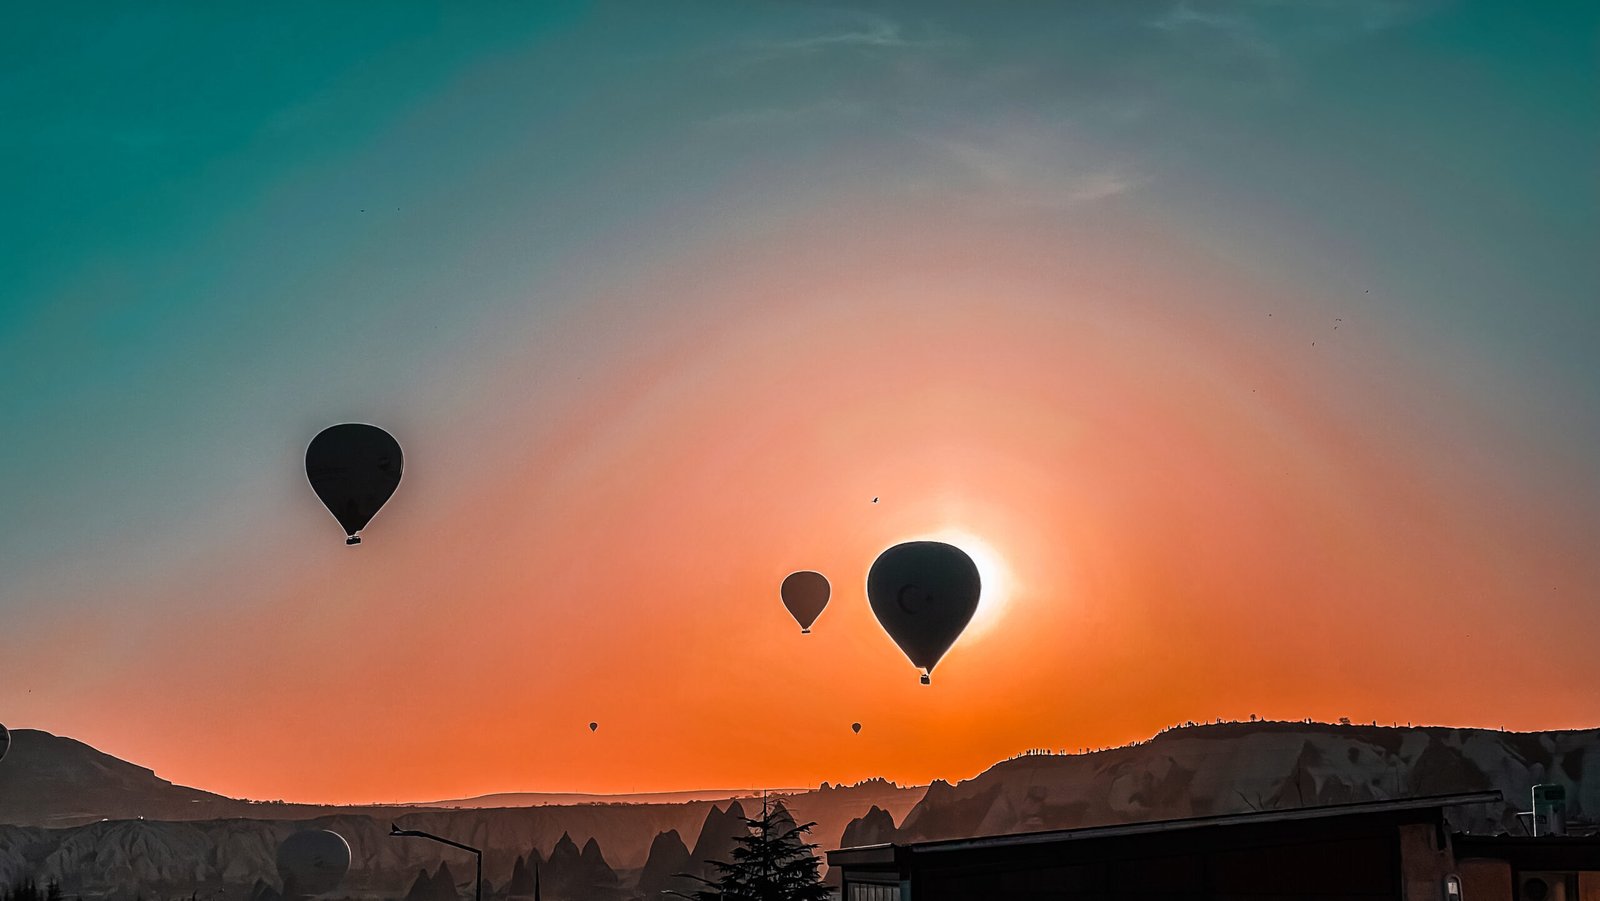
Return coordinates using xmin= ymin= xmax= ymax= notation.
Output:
xmin=389 ymin=823 xmax=483 ymax=901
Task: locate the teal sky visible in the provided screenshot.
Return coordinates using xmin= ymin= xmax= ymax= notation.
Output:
xmin=2 ymin=2 xmax=1597 ymax=800
xmin=5 ymin=2 xmax=1593 ymax=566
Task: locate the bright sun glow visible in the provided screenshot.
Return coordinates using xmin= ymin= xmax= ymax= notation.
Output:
xmin=918 ymin=528 xmax=1015 ymax=639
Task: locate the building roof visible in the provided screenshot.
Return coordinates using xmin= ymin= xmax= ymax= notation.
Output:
xmin=1452 ymin=832 xmax=1600 ymax=869
xmin=829 ymin=791 xmax=1504 ymax=867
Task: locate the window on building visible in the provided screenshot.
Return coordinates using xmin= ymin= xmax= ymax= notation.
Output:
xmin=847 ymin=883 xmax=899 ymax=901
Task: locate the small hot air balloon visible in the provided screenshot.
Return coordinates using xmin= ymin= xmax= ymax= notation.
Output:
xmin=277 ymin=829 xmax=351 ymax=896
xmin=305 ymin=424 xmax=403 ymax=545
xmin=589 ymin=722 xmax=598 ymax=732
xmin=867 ymin=541 xmax=981 ymax=684
xmin=851 ymin=722 xmax=861 ymax=734
xmin=780 ymin=571 xmax=830 ymax=634
xmin=0 ymin=724 xmax=10 ymax=763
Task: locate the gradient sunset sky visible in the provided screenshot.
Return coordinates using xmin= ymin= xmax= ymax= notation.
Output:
xmin=2 ymin=1 xmax=1597 ymax=805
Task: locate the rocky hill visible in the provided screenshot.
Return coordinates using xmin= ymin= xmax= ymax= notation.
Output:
xmin=679 ymin=800 xmax=748 ymax=886
xmin=0 ymin=729 xmax=235 ymax=826
xmin=0 ymin=729 xmax=923 ymax=845
xmin=770 ymin=777 xmax=926 ymax=853
xmin=0 ymin=729 xmax=927 ymax=898
xmin=0 ymin=729 xmax=435 ymax=828
xmin=0 ymin=805 xmax=714 ymax=898
xmin=838 ymin=805 xmax=898 ymax=848
xmin=0 ymin=793 xmax=910 ymax=898
xmin=6 ymin=722 xmax=1594 ymax=899
xmin=635 ymin=829 xmax=693 ymax=898
xmin=841 ymin=721 xmax=1599 ymax=846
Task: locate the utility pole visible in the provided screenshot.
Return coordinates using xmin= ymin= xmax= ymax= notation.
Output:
xmin=390 ymin=823 xmax=483 ymax=901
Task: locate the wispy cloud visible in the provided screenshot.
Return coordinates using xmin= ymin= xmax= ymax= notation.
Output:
xmin=1150 ymin=0 xmax=1427 ymax=49
xmin=1146 ymin=0 xmax=1431 ymax=96
xmin=924 ymin=122 xmax=1145 ymax=211
xmin=1150 ymin=2 xmax=1258 ymax=35
xmin=744 ymin=12 xmax=950 ymax=59
xmin=772 ymin=14 xmax=914 ymax=51
xmin=1148 ymin=1 xmax=1287 ymax=93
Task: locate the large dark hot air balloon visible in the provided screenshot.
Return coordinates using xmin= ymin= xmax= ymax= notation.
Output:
xmin=780 ymin=571 xmax=831 ymax=633
xmin=0 ymin=724 xmax=10 ymax=763
xmin=277 ymin=829 xmax=351 ymax=896
xmin=589 ymin=722 xmax=598 ymax=732
xmin=866 ymin=541 xmax=981 ymax=684
xmin=851 ymin=722 xmax=861 ymax=734
xmin=305 ymin=424 xmax=403 ymax=545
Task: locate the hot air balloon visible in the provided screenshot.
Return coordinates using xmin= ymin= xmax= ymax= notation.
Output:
xmin=589 ymin=722 xmax=598 ymax=732
xmin=780 ymin=571 xmax=831 ymax=633
xmin=277 ymin=829 xmax=351 ymax=896
xmin=851 ymin=722 xmax=861 ymax=734
xmin=305 ymin=424 xmax=403 ymax=545
xmin=0 ymin=724 xmax=10 ymax=763
xmin=866 ymin=541 xmax=981 ymax=684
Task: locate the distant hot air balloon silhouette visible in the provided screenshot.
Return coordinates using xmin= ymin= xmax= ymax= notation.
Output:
xmin=277 ymin=829 xmax=351 ymax=896
xmin=866 ymin=541 xmax=981 ymax=684
xmin=589 ymin=722 xmax=598 ymax=732
xmin=0 ymin=724 xmax=10 ymax=763
xmin=780 ymin=571 xmax=831 ymax=633
xmin=851 ymin=722 xmax=861 ymax=734
xmin=305 ymin=424 xmax=403 ymax=545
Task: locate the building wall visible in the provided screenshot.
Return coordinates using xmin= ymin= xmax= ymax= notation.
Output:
xmin=1458 ymin=859 xmax=1512 ymax=901
xmin=1399 ymin=823 xmax=1457 ymax=901
xmin=1424 ymin=860 xmax=1600 ymax=901
xmin=901 ymin=833 xmax=1401 ymax=900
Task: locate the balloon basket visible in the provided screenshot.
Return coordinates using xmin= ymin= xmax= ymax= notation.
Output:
xmin=346 ymin=536 xmax=361 ymax=546
xmin=920 ymin=673 xmax=931 ymax=685
xmin=801 ymin=628 xmax=811 ymax=634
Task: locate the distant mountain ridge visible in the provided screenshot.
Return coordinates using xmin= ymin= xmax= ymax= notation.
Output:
xmin=0 ymin=729 xmax=824 ymax=828
xmin=0 ymin=727 xmax=926 ymax=897
xmin=0 ymin=729 xmax=232 ymax=825
xmin=840 ymin=721 xmax=1600 ymax=848
xmin=419 ymin=788 xmax=794 ymax=809
xmin=5 ymin=722 xmax=1596 ymax=899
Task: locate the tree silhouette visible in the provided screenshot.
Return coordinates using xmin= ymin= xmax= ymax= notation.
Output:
xmin=668 ymin=799 xmax=830 ymax=901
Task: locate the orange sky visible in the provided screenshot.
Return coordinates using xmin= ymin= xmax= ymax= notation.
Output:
xmin=9 ymin=201 xmax=1597 ymax=804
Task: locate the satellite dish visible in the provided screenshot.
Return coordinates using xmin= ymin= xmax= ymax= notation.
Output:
xmin=589 ymin=722 xmax=598 ymax=732
xmin=0 ymin=724 xmax=10 ymax=763
xmin=780 ymin=571 xmax=831 ymax=634
xmin=305 ymin=424 xmax=403 ymax=545
xmin=277 ymin=829 xmax=351 ymax=896
xmin=851 ymin=722 xmax=861 ymax=734
xmin=866 ymin=541 xmax=981 ymax=684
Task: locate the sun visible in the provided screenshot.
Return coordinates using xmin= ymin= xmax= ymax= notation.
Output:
xmin=915 ymin=528 xmax=1015 ymax=639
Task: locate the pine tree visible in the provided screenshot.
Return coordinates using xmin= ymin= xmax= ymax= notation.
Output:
xmin=668 ymin=799 xmax=831 ymax=901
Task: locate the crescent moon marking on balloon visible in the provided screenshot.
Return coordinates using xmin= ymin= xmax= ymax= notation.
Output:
xmin=896 ymin=584 xmax=925 ymax=615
